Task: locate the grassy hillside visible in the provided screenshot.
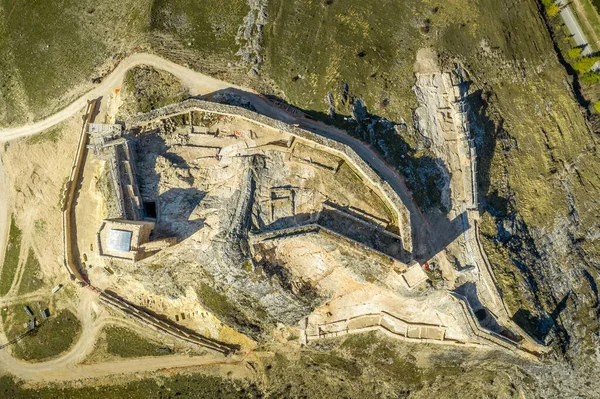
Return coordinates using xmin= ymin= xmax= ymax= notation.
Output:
xmin=0 ymin=215 xmax=21 ymax=296
xmin=1 ymin=306 xmax=81 ymax=362
xmin=18 ymin=248 xmax=43 ymax=294
xmin=264 ymin=0 xmax=424 ymax=120
xmin=0 ymin=0 xmax=152 ymax=126
xmin=150 ymin=0 xmax=248 ymax=56
xmin=0 ymin=333 xmax=543 ymax=397
xmin=260 ymin=0 xmax=600 ymax=361
xmin=149 ymin=0 xmax=252 ymax=79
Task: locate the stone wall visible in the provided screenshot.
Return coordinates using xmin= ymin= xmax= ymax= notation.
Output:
xmin=125 ymin=99 xmax=413 ymax=255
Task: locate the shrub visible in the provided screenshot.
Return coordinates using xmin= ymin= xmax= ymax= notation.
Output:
xmin=574 ymin=57 xmax=600 ymax=74
xmin=594 ymin=101 xmax=600 ymax=113
xmin=582 ymin=72 xmax=600 ymax=84
xmin=568 ymin=47 xmax=583 ymax=59
xmin=547 ymin=4 xmax=561 ymax=17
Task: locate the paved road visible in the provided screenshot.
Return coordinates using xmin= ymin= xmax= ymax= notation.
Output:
xmin=557 ymin=0 xmax=593 ymax=55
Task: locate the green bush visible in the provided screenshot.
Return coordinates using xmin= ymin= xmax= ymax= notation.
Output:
xmin=0 ymin=216 xmax=22 ymax=296
xmin=9 ymin=309 xmax=81 ymax=362
xmin=568 ymin=47 xmax=583 ymax=59
xmin=104 ymin=327 xmax=170 ymax=358
xmin=574 ymin=56 xmax=600 ymax=74
xmin=547 ymin=4 xmax=561 ymax=17
xmin=582 ymin=72 xmax=600 ymax=84
xmin=594 ymin=101 xmax=600 ymax=113
xmin=18 ymin=249 xmax=44 ymax=294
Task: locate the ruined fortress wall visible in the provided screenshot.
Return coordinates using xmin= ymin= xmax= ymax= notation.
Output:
xmin=126 ymin=99 xmax=413 ymax=254
xmin=249 ymin=224 xmax=407 ymax=280
xmin=62 ymin=100 xmax=97 ymax=281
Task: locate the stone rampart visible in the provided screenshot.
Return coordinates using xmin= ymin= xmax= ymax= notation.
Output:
xmin=125 ymin=99 xmax=413 ymax=254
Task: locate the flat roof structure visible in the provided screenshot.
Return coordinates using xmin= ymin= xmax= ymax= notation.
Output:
xmin=98 ymin=219 xmax=176 ymax=262
xmin=98 ymin=219 xmax=154 ymax=262
xmin=107 ymin=229 xmax=133 ymax=253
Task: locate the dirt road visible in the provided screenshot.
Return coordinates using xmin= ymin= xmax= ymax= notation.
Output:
xmin=0 ymin=52 xmax=428 ymax=250
xmin=0 ymin=288 xmax=247 ymax=382
xmin=0 ymin=53 xmax=288 ymax=142
xmin=0 ymin=52 xmax=430 ymax=381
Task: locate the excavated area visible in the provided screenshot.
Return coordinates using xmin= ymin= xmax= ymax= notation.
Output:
xmin=82 ymin=109 xmax=482 ymax=349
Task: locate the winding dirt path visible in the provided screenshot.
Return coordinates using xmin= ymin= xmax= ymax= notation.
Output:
xmin=0 ymin=53 xmax=281 ymax=381
xmin=0 ymin=289 xmax=247 ymax=382
xmin=0 ymin=52 xmax=425 ymax=248
xmin=0 ymin=52 xmax=430 ymax=381
xmin=0 ymin=53 xmax=287 ymax=142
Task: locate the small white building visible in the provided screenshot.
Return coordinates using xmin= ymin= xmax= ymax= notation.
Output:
xmin=98 ymin=219 xmax=175 ymax=262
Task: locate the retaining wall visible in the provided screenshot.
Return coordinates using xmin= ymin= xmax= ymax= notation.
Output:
xmin=62 ymin=100 xmax=97 ymax=281
xmin=99 ymin=290 xmax=235 ymax=356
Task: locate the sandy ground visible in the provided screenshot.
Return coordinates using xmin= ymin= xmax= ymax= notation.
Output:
xmin=0 ymin=154 xmax=9 ymax=281
xmin=74 ymin=156 xmax=104 ymax=274
xmin=1 ymin=116 xmax=82 ymax=289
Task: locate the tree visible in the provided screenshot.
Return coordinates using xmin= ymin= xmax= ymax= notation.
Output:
xmin=568 ymin=47 xmax=583 ymax=59
xmin=574 ymin=57 xmax=600 ymax=74
xmin=547 ymin=4 xmax=562 ymax=17
xmin=582 ymin=72 xmax=600 ymax=84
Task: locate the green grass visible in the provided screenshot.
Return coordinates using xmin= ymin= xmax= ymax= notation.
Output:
xmin=25 ymin=126 xmax=62 ymax=145
xmin=264 ymin=0 xmax=424 ymax=120
xmin=261 ymin=332 xmax=527 ymax=397
xmin=1 ymin=307 xmax=81 ymax=362
xmin=1 ymin=303 xmax=32 ymax=341
xmin=18 ymin=248 xmax=44 ymax=295
xmin=121 ymin=66 xmax=188 ymax=114
xmin=339 ymin=333 xmax=425 ymax=386
xmin=305 ymin=352 xmax=362 ymax=378
xmin=0 ymin=332 xmax=538 ymax=397
xmin=34 ymin=219 xmax=47 ymax=234
xmin=0 ymin=374 xmax=262 ymax=399
xmin=147 ymin=263 xmax=162 ymax=271
xmin=104 ymin=326 xmax=170 ymax=358
xmin=195 ymin=283 xmax=269 ymax=337
xmin=571 ymin=0 xmax=600 ymax=52
xmin=242 ymin=259 xmax=252 ymax=272
xmin=1 ymin=0 xmax=104 ymax=113
xmin=195 ymin=283 xmax=252 ymax=328
xmin=0 ymin=0 xmax=151 ymax=125
xmin=0 ymin=215 xmax=22 ymax=296
xmin=332 ymin=162 xmax=394 ymax=222
xmin=0 ymin=5 xmax=29 ymax=126
xmin=150 ymin=0 xmax=249 ymax=57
